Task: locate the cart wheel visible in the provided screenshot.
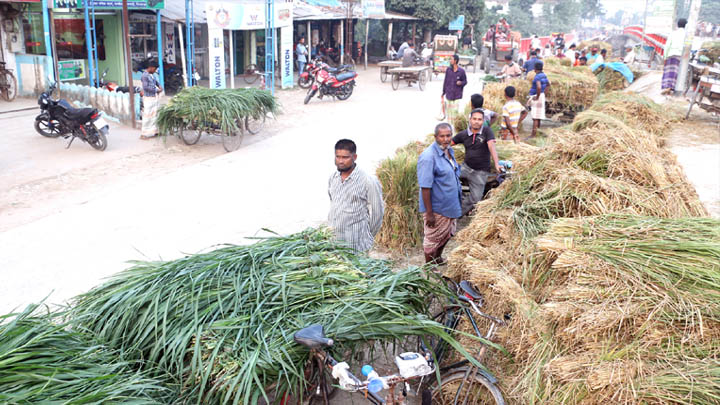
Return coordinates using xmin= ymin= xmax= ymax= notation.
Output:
xmin=179 ymin=127 xmax=202 ymax=145
xmin=391 ymin=73 xmax=400 ymax=90
xmin=483 ymin=55 xmax=490 ymax=74
xmin=380 ymin=67 xmax=388 ymax=83
xmin=473 ymin=56 xmax=478 ymax=73
xmin=222 ymin=126 xmax=245 ymax=152
xmin=245 ymin=114 xmax=266 ymax=135
xmin=418 ymin=70 xmax=428 ymax=91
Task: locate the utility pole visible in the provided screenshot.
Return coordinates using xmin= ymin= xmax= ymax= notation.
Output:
xmin=676 ymin=0 xmax=701 ymax=93
xmin=122 ymin=0 xmax=136 ymax=129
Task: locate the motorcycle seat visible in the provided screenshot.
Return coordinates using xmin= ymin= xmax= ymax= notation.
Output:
xmin=65 ymin=107 xmax=96 ymax=122
xmin=336 ymin=72 xmax=355 ymax=81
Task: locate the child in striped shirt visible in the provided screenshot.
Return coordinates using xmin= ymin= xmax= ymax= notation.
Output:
xmin=500 ymin=86 xmax=527 ymax=143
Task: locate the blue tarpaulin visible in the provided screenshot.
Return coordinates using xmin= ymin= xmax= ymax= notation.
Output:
xmin=590 ymin=61 xmax=634 ymax=84
xmin=303 ymin=0 xmax=342 ymax=7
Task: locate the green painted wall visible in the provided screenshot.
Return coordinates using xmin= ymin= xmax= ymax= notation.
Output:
xmin=96 ymin=14 xmax=126 ymax=86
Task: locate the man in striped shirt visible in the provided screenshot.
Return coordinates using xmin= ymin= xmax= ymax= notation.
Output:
xmin=328 ymin=139 xmax=385 ymax=252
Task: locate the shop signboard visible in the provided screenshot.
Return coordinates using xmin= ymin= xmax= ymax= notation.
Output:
xmin=164 ymin=23 xmax=175 ymax=64
xmin=53 ymin=0 xmax=164 ymax=9
xmin=448 ymin=15 xmax=464 ymax=31
xmin=361 ymin=0 xmax=385 ymax=19
xmin=58 ymin=59 xmax=86 ymax=81
xmin=280 ymin=25 xmax=293 ymax=89
xmin=205 ymin=2 xmax=292 ymax=30
xmin=644 ymin=0 xmax=675 ymax=35
xmin=208 ymin=28 xmax=226 ymax=89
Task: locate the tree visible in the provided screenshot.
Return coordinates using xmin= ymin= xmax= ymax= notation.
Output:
xmin=608 ymin=9 xmax=625 ymax=26
xmin=386 ymin=0 xmax=486 ymax=31
xmin=677 ymin=1 xmax=720 ymax=24
xmin=580 ymin=0 xmax=604 ymax=20
xmin=508 ymin=0 xmax=535 ymax=37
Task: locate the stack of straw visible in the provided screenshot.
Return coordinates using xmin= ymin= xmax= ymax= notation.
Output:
xmin=701 ymin=41 xmax=720 ymax=63
xmin=595 ymin=66 xmax=628 ymax=91
xmin=578 ymin=40 xmax=613 ymax=56
xmin=446 ymin=94 xmax=717 ymax=404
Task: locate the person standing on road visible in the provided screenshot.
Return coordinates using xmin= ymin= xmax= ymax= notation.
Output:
xmin=418 ymin=123 xmax=461 ymax=265
xmin=531 ymin=35 xmax=541 ymax=53
xmin=441 ymin=54 xmax=467 ymax=123
xmin=662 ymin=18 xmax=687 ymax=95
xmin=140 ymin=62 xmax=162 ymax=140
xmin=328 ymin=139 xmax=385 ymax=253
xmin=528 ymin=61 xmax=550 ymax=138
xmin=623 ymin=46 xmax=636 ymax=65
xmin=296 ymin=37 xmax=308 ymax=75
xmin=522 ymin=51 xmax=541 ymax=75
xmin=501 ymin=86 xmax=528 ymax=143
xmin=452 ymin=109 xmax=501 ymax=217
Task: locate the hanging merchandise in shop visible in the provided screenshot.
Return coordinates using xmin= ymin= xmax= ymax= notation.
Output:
xmin=53 ymin=0 xmax=164 ymax=9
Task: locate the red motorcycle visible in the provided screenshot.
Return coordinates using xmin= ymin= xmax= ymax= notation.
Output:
xmin=303 ymin=62 xmax=357 ymax=104
xmin=298 ymin=58 xmax=354 ymax=89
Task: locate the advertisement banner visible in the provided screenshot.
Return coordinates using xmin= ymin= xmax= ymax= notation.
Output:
xmin=208 ymin=28 xmax=226 ymax=89
xmin=644 ymin=0 xmax=676 ymax=35
xmin=448 ymin=15 xmax=465 ymax=31
xmin=206 ymin=2 xmax=292 ymax=30
xmin=53 ymin=0 xmax=164 ymax=9
xmin=164 ymin=23 xmax=175 ymax=64
xmin=58 ymin=59 xmax=86 ymax=81
xmin=361 ymin=0 xmax=385 ymax=19
xmin=281 ymin=25 xmax=293 ymax=89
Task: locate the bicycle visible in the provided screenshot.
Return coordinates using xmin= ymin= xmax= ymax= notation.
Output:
xmin=0 ymin=61 xmax=18 ymax=101
xmin=292 ymin=277 xmax=507 ymax=405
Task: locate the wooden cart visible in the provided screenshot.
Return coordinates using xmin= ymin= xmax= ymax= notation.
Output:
xmin=378 ymin=60 xmax=402 ymax=83
xmin=388 ymin=66 xmax=432 ymax=91
xmin=685 ymin=67 xmax=720 ymax=119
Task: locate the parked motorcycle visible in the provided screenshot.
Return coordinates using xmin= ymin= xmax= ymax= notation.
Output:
xmin=35 ymin=82 xmax=110 ymax=151
xmin=298 ymin=58 xmax=354 ymax=89
xmin=98 ymin=68 xmax=144 ymax=118
xmin=303 ymin=62 xmax=357 ymax=104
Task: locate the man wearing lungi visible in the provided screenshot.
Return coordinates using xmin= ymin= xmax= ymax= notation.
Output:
xmin=662 ymin=18 xmax=687 ymax=95
xmin=417 ymin=123 xmax=462 ymax=266
xmin=140 ymin=63 xmax=163 ymax=140
xmin=528 ymin=61 xmax=550 ymax=138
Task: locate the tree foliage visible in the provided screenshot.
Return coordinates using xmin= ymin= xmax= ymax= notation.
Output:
xmin=677 ymin=1 xmax=720 ymax=25
xmin=386 ymin=0 xmax=486 ymax=29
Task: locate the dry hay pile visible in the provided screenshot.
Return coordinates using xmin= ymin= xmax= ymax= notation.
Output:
xmin=375 ymin=138 xmax=538 ymax=250
xmin=482 ymin=79 xmax=531 ymax=116
xmin=543 ymin=57 xmax=572 ymax=67
xmin=587 ymin=91 xmax=676 ymax=136
xmin=578 ymin=40 xmax=613 ymax=56
xmin=701 ymin=41 xmax=720 ymax=63
xmin=595 ymin=66 xmax=628 ymax=91
xmin=445 ymin=95 xmax=716 ymax=404
xmin=526 ymin=65 xmax=599 ymax=117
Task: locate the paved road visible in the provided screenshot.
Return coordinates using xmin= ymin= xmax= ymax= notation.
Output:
xmin=0 ymin=66 xmax=487 ymax=314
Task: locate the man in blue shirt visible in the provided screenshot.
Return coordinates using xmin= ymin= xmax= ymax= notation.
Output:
xmin=296 ymin=37 xmax=308 ymax=76
xmin=522 ymin=51 xmax=540 ymax=76
xmin=417 ymin=123 xmax=462 ymax=265
xmin=528 ymin=61 xmax=550 ymax=138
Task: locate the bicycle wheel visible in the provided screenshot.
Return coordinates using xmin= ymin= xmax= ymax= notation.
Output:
xmin=430 ymin=368 xmax=505 ymax=405
xmin=244 ymin=64 xmax=259 ymax=84
xmin=391 ymin=73 xmax=400 ymax=90
xmin=222 ymin=125 xmax=244 ymax=152
xmin=179 ymin=127 xmax=202 ymax=145
xmin=418 ymin=70 xmax=428 ymax=91
xmin=380 ymin=67 xmax=388 ymax=82
xmin=2 ymin=71 xmax=17 ymax=101
xmin=245 ymin=114 xmax=266 ymax=135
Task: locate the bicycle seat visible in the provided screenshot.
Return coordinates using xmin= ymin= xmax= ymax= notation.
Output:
xmin=294 ymin=324 xmax=334 ymax=349
xmin=459 ymin=281 xmax=482 ymax=300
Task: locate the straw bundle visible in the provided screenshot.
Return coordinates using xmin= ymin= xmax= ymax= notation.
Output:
xmin=578 ymin=40 xmax=613 ymax=56
xmin=482 ymin=79 xmax=531 ymax=115
xmin=444 ymin=93 xmax=717 ymax=404
xmin=526 ymin=65 xmax=599 ymax=115
xmin=70 ymin=228 xmax=477 ymax=404
xmin=588 ymin=91 xmax=675 ymax=136
xmin=543 ymin=57 xmax=572 ymax=67
xmin=595 ymin=66 xmax=627 ymax=91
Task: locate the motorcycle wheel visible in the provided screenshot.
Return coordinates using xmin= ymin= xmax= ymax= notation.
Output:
xmin=304 ymin=88 xmax=317 ymax=105
xmin=336 ymin=84 xmax=353 ymax=101
xmin=88 ymin=129 xmax=107 ymax=151
xmin=298 ymin=75 xmax=313 ymax=89
xmin=35 ymin=118 xmax=62 ymax=138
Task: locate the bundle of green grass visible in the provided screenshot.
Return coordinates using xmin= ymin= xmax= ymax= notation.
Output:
xmin=701 ymin=41 xmax=720 ymax=64
xmin=445 ymin=93 xmax=717 ymax=404
xmin=0 ymin=304 xmax=171 ymax=404
xmin=157 ymin=87 xmax=278 ymax=135
xmin=595 ymin=66 xmax=628 ymax=91
xmin=69 ymin=228 xmax=477 ymax=404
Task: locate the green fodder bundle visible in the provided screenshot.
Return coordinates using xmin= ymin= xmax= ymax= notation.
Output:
xmin=70 ymin=229 xmax=476 ymax=404
xmin=701 ymin=41 xmax=720 ymax=63
xmin=595 ymin=66 xmax=627 ymax=91
xmin=578 ymin=40 xmax=613 ymax=56
xmin=157 ymin=87 xmax=278 ymax=135
xmin=588 ymin=91 xmax=675 ymax=136
xmin=0 ymin=304 xmax=169 ymax=404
